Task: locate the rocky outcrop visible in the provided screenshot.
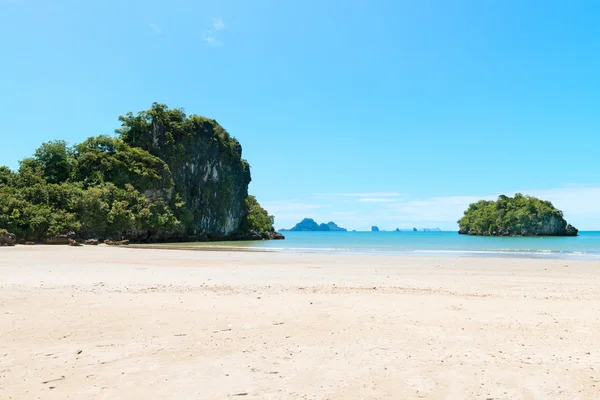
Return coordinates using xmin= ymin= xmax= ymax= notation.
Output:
xmin=458 ymin=221 xmax=578 ymax=237
xmin=0 ymin=230 xmax=16 ymax=246
xmin=104 ymin=239 xmax=130 ymax=246
xmin=68 ymin=239 xmax=83 ymax=247
xmin=283 ymin=218 xmax=347 ymax=232
xmin=120 ymin=106 xmax=250 ymax=235
xmin=84 ymin=239 xmax=100 ymax=245
xmin=45 ymin=232 xmax=76 ymax=245
xmin=228 ymin=231 xmax=285 ymax=241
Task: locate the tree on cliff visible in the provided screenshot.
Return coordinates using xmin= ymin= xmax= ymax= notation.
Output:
xmin=240 ymin=195 xmax=275 ymax=232
xmin=458 ymin=194 xmax=578 ymax=236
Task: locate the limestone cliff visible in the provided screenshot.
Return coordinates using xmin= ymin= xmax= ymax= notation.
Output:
xmin=118 ymin=104 xmax=251 ymax=235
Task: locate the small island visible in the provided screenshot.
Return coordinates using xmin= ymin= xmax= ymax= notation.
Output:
xmin=371 ymin=226 xmax=380 ymax=232
xmin=283 ymin=218 xmax=347 ymax=232
xmin=458 ymin=194 xmax=578 ymax=236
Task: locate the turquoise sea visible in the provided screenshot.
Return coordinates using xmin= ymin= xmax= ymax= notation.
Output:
xmin=165 ymin=231 xmax=600 ymax=259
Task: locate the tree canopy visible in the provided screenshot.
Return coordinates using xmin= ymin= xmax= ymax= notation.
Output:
xmin=458 ymin=194 xmax=578 ymax=236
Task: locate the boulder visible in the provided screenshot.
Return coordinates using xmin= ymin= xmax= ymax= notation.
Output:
xmin=68 ymin=239 xmax=83 ymax=247
xmin=46 ymin=231 xmax=76 ymax=245
xmin=84 ymin=239 xmax=100 ymax=245
xmin=268 ymin=232 xmax=285 ymax=240
xmin=0 ymin=230 xmax=16 ymax=246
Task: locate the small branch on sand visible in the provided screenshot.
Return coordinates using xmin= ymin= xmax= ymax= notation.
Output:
xmin=42 ymin=376 xmax=65 ymax=385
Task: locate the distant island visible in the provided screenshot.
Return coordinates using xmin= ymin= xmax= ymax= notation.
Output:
xmin=282 ymin=218 xmax=347 ymax=232
xmin=371 ymin=226 xmax=380 ymax=232
xmin=458 ymin=194 xmax=578 ymax=236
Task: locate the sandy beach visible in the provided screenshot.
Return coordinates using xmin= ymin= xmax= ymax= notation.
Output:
xmin=1 ymin=246 xmax=600 ymax=399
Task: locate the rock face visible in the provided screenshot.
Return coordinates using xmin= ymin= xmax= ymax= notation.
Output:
xmin=371 ymin=226 xmax=380 ymax=232
xmin=121 ymin=109 xmax=250 ymax=235
xmin=0 ymin=230 xmax=16 ymax=246
xmin=284 ymin=218 xmax=347 ymax=232
xmin=458 ymin=194 xmax=578 ymax=237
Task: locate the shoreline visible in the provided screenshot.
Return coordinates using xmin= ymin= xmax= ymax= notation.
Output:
xmin=127 ymin=242 xmax=600 ymax=260
xmin=2 ymin=246 xmax=600 ymax=399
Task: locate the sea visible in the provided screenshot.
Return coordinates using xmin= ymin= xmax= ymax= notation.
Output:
xmin=155 ymin=231 xmax=600 ymax=260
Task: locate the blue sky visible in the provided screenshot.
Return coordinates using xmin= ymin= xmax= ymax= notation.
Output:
xmin=2 ymin=0 xmax=599 ymax=230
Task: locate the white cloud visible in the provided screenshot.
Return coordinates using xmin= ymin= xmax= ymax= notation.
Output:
xmin=261 ymin=200 xmax=325 ymax=213
xmin=358 ymin=198 xmax=396 ymax=203
xmin=203 ymin=35 xmax=223 ymax=46
xmin=212 ymin=17 xmax=225 ymax=31
xmin=331 ymin=211 xmax=357 ymax=216
xmin=342 ymin=192 xmax=401 ymax=197
xmin=149 ymin=24 xmax=162 ymax=34
xmin=315 ymin=192 xmax=403 ymax=198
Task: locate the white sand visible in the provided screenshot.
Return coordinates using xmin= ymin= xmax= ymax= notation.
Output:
xmin=1 ymin=246 xmax=600 ymax=399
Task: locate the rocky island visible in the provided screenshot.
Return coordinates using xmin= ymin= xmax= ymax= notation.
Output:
xmin=0 ymin=103 xmax=284 ymax=244
xmin=282 ymin=218 xmax=347 ymax=232
xmin=458 ymin=194 xmax=578 ymax=236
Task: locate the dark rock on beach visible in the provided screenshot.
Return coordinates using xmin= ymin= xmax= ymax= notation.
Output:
xmin=0 ymin=230 xmax=16 ymax=246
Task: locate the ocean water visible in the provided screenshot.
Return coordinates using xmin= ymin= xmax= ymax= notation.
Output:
xmin=162 ymin=231 xmax=600 ymax=259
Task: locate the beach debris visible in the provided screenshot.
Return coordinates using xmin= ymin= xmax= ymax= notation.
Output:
xmin=214 ymin=328 xmax=232 ymax=333
xmin=42 ymin=376 xmax=65 ymax=385
xmin=76 ymin=349 xmax=83 ymax=355
xmin=273 ymin=322 xmax=285 ymax=326
xmin=232 ymin=393 xmax=248 ymax=397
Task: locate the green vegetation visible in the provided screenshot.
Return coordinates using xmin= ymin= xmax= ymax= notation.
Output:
xmin=240 ymin=195 xmax=275 ymax=232
xmin=0 ymin=104 xmax=275 ymax=242
xmin=458 ymin=194 xmax=578 ymax=236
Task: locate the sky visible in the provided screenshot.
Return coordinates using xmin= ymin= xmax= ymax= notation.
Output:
xmin=1 ymin=0 xmax=599 ymax=230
